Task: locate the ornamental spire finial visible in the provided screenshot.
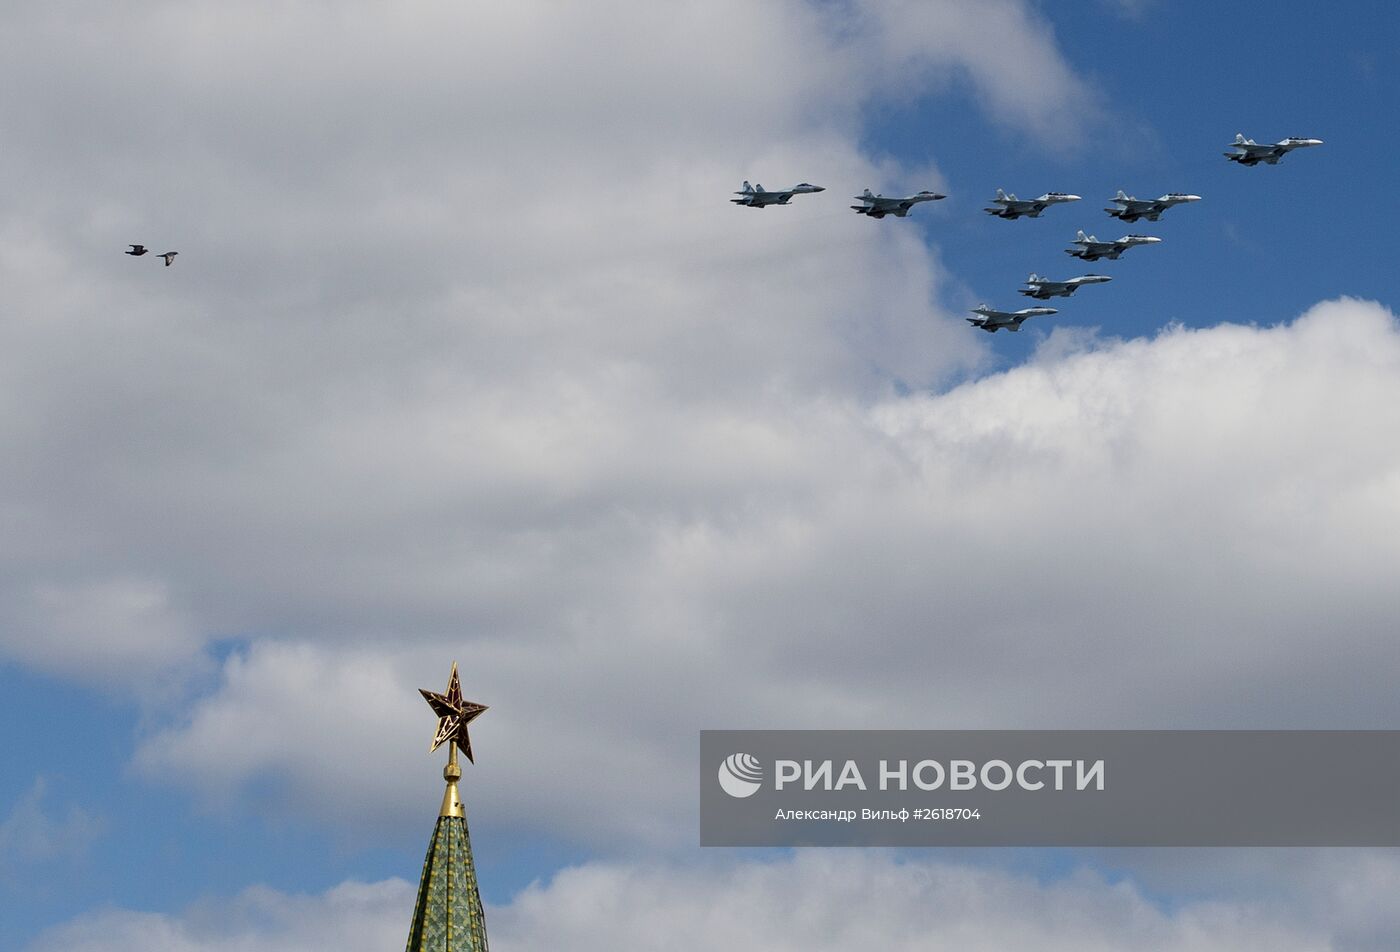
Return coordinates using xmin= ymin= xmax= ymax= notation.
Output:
xmin=418 ymin=662 xmax=488 ymax=818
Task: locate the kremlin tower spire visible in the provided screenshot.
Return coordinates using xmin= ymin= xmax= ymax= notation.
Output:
xmin=404 ymin=663 xmax=491 ymax=952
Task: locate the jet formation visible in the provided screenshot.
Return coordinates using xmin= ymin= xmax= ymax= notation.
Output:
xmin=730 ymin=130 xmax=1320 ymax=335
xmin=966 ymin=304 xmax=1058 ymax=334
xmin=1065 ymin=230 xmax=1161 ymax=262
xmin=1019 ymin=273 xmax=1112 ymax=300
xmin=1104 ymin=191 xmax=1200 ymax=223
xmin=850 ymin=188 xmax=946 ymax=219
xmin=984 ymin=189 xmax=1080 ymax=220
xmin=1224 ymin=134 xmax=1323 ymax=166
xmin=731 ymin=181 xmax=825 ymax=208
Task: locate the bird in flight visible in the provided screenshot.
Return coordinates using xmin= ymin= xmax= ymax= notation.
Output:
xmin=125 ymin=244 xmax=148 ymax=256
xmin=159 ymin=252 xmax=179 ymax=267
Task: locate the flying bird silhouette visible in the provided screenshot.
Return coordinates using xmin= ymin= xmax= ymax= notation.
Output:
xmin=126 ymin=244 xmax=148 ymax=256
xmin=159 ymin=252 xmax=178 ymax=266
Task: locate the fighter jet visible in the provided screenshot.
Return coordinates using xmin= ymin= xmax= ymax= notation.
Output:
xmin=1018 ymin=273 xmax=1112 ymax=300
xmin=1064 ymin=230 xmax=1161 ymax=262
xmin=1104 ymin=191 xmax=1201 ymax=223
xmin=966 ymin=303 xmax=1058 ymax=333
xmin=850 ymin=188 xmax=946 ymax=219
xmin=731 ymin=180 xmax=825 ymax=208
xmin=1224 ymin=134 xmax=1323 ymax=166
xmin=983 ymin=189 xmax=1080 ymax=220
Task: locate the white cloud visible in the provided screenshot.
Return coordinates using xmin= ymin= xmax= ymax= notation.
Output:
xmin=25 ymin=879 xmax=411 ymax=952
xmin=0 ymin=777 xmax=102 ymax=869
xmin=833 ymin=0 xmax=1099 ymax=145
xmin=493 ymin=853 xmax=1321 ymax=950
xmin=0 ymin=577 xmax=201 ymax=684
xmin=130 ymin=301 xmax=1400 ymax=852
xmin=30 ymin=852 xmax=1374 ymax=951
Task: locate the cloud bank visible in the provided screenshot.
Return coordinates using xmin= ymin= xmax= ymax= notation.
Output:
xmin=123 ymin=301 xmax=1400 ymax=851
xmin=43 ymin=849 xmax=1400 ymax=951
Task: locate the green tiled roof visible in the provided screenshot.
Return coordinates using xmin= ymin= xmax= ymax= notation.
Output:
xmin=404 ymin=814 xmax=489 ymax=952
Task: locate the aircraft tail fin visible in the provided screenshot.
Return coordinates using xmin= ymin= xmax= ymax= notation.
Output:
xmin=1114 ymin=189 xmax=1129 ymax=201
xmin=1076 ymin=230 xmax=1089 ymax=241
xmin=1234 ymin=133 xmax=1249 ymax=144
xmin=995 ymin=188 xmax=1008 ymax=201
xmin=1028 ymin=273 xmax=1041 ymax=283
xmin=741 ymin=180 xmax=753 ymax=193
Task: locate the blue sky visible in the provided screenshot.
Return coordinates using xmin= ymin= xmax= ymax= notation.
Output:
xmin=876 ymin=1 xmax=1399 ymax=366
xmin=3 ymin=2 xmax=1400 ymax=950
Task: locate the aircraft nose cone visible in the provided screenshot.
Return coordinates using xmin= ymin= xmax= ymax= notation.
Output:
xmin=1064 ymin=195 xmax=1082 ymax=201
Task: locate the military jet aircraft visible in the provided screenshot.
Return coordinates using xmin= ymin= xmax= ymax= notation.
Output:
xmin=1224 ymin=134 xmax=1323 ymax=166
xmin=966 ymin=303 xmax=1058 ymax=333
xmin=1104 ymin=191 xmax=1201 ymax=222
xmin=850 ymin=188 xmax=945 ymax=219
xmin=1018 ymin=273 xmax=1112 ymax=300
xmin=1065 ymin=230 xmax=1161 ymax=261
xmin=731 ymin=180 xmax=825 ymax=207
xmin=983 ymin=189 xmax=1080 ymax=220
